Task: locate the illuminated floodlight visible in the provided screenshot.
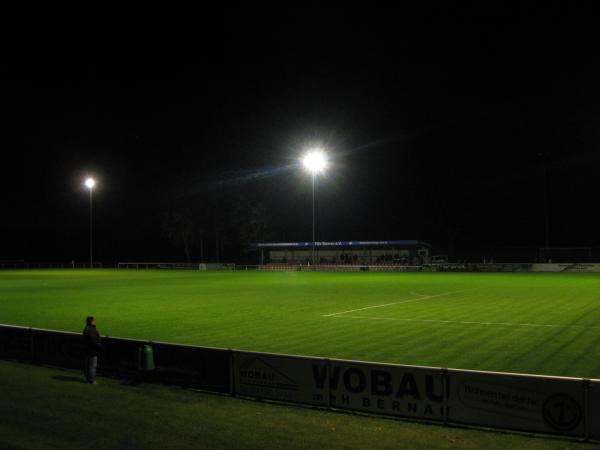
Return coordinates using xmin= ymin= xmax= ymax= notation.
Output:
xmin=85 ymin=177 xmax=96 ymax=189
xmin=302 ymin=149 xmax=328 ymax=174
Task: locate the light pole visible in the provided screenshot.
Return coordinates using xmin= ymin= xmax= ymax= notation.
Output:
xmin=301 ymin=149 xmax=327 ymax=265
xmin=85 ymin=177 xmax=95 ymax=268
xmin=542 ymin=152 xmax=550 ymax=251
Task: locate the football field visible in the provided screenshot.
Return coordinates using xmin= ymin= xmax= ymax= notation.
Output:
xmin=1 ymin=269 xmax=599 ymax=378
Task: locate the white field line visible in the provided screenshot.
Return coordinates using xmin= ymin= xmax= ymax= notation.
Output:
xmin=409 ymin=291 xmax=431 ymax=298
xmin=322 ymin=289 xmax=473 ymax=317
xmin=328 ymin=315 xmax=600 ymax=330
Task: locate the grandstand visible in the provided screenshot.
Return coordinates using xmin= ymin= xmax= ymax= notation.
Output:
xmin=253 ymin=240 xmax=430 ymax=266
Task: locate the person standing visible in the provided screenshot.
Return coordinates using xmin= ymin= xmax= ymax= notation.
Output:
xmin=83 ymin=316 xmax=102 ymax=384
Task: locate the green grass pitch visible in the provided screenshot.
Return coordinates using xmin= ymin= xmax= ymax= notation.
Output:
xmin=1 ymin=269 xmax=599 ymax=378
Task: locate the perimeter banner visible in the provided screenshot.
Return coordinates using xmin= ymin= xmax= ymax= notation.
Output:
xmin=2 ymin=324 xmax=596 ymax=439
xmin=447 ymin=369 xmax=586 ymax=436
xmin=531 ymin=263 xmax=600 ymax=273
xmin=233 ymin=351 xmax=447 ymax=421
xmin=233 ymin=351 xmax=329 ymax=406
xmin=0 ymin=325 xmax=84 ymax=369
xmin=326 ymin=359 xmax=446 ymax=421
xmin=32 ymin=329 xmax=84 ymax=369
xmin=152 ymin=342 xmax=231 ymax=392
xmin=0 ymin=325 xmax=32 ymax=361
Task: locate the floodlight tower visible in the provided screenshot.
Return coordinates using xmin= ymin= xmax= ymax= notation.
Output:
xmin=301 ymin=149 xmax=328 ymax=265
xmin=84 ymin=177 xmax=95 ymax=268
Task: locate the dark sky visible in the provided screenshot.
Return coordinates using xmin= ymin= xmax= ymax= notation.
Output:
xmin=2 ymin=4 xmax=600 ymax=262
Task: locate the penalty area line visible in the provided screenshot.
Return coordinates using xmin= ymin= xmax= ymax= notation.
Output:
xmin=322 ymin=289 xmax=473 ymax=317
xmin=326 ymin=315 xmax=600 ymax=330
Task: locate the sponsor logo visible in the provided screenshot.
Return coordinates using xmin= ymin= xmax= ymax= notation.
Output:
xmin=458 ymin=379 xmax=583 ymax=433
xmin=458 ymin=379 xmax=542 ymax=419
xmin=238 ymin=357 xmax=298 ymax=391
xmin=313 ymin=365 xmax=445 ymax=402
xmin=312 ymin=364 xmax=447 ymax=418
xmin=543 ymin=394 xmax=582 ymax=432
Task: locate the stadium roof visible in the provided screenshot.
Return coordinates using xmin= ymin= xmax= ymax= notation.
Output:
xmin=253 ymin=240 xmax=430 ymax=249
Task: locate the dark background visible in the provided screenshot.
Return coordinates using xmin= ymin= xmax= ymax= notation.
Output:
xmin=1 ymin=4 xmax=599 ymax=263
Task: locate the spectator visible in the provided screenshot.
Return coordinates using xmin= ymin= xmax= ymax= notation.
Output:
xmin=83 ymin=316 xmax=102 ymax=384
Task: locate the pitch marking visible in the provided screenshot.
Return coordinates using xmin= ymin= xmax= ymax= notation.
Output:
xmin=328 ymin=315 xmax=600 ymax=330
xmin=322 ymin=289 xmax=473 ymax=317
xmin=409 ymin=290 xmax=431 ymax=298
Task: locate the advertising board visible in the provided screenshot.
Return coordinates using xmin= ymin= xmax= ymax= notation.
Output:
xmin=447 ymin=369 xmax=586 ymax=437
xmin=327 ymin=359 xmax=446 ymax=421
xmin=233 ymin=351 xmax=328 ymax=406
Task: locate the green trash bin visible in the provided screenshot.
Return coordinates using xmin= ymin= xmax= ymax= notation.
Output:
xmin=138 ymin=344 xmax=155 ymax=371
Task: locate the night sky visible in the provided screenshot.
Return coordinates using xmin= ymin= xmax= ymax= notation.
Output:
xmin=2 ymin=5 xmax=600 ymax=263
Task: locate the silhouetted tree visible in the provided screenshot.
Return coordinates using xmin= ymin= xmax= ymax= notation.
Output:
xmin=162 ymin=210 xmax=199 ymax=261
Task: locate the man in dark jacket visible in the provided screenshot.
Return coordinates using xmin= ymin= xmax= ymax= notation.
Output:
xmin=83 ymin=316 xmax=102 ymax=384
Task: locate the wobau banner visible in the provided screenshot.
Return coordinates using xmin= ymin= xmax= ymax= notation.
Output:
xmin=448 ymin=369 xmax=586 ymax=437
xmin=326 ymin=359 xmax=446 ymax=421
xmin=233 ymin=351 xmax=447 ymax=421
xmin=233 ymin=351 xmax=328 ymax=406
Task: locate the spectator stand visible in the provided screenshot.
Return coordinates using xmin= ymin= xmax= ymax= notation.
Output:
xmin=250 ymin=240 xmax=431 ymax=268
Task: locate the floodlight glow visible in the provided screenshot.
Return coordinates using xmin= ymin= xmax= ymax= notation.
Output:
xmin=85 ymin=178 xmax=95 ymax=189
xmin=302 ymin=149 xmax=328 ymax=174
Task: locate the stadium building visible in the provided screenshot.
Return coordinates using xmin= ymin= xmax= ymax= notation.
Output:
xmin=254 ymin=240 xmax=431 ymax=266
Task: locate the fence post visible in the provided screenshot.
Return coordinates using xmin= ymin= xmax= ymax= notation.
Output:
xmin=104 ymin=336 xmax=110 ymax=376
xmin=229 ymin=350 xmax=235 ymax=396
xmin=149 ymin=340 xmax=156 ymax=383
xmin=441 ymin=368 xmax=448 ymax=426
xmin=583 ymin=378 xmax=590 ymax=441
xmin=325 ymin=358 xmax=331 ymax=409
xmin=29 ymin=327 xmax=35 ymax=363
